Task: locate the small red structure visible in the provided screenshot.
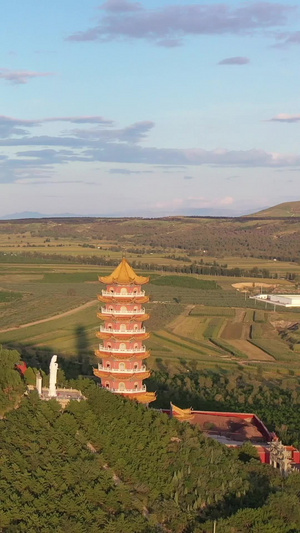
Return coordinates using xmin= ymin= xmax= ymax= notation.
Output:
xmin=15 ymin=361 xmax=27 ymax=375
xmin=94 ymin=258 xmax=156 ymax=404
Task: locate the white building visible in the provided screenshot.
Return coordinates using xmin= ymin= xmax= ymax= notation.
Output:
xmin=250 ymin=294 xmax=300 ymax=308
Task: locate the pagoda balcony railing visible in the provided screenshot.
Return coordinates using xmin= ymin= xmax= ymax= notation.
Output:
xmin=99 ymin=345 xmax=146 ymax=354
xmin=100 ymin=326 xmax=146 ymax=334
xmin=98 ymin=364 xmax=147 ymax=373
xmin=109 ymin=385 xmax=147 ymax=394
xmin=102 ymin=290 xmax=145 ymax=298
xmin=101 ymin=307 xmax=145 ymax=315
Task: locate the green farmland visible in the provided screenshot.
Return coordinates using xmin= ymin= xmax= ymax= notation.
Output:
xmin=0 ymin=259 xmax=300 ymax=379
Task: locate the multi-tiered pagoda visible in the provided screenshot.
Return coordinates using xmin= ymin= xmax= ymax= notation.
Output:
xmin=94 ymin=258 xmax=156 ymax=404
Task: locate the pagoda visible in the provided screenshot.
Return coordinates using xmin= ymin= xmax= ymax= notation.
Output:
xmin=94 ymin=258 xmax=156 ymax=404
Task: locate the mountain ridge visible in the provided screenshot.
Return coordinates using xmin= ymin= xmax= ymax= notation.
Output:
xmin=1 ymin=201 xmax=299 ymax=220
xmin=249 ymin=201 xmax=300 ymax=218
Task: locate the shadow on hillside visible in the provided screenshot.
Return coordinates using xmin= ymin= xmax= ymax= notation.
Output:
xmin=198 ymin=468 xmax=272 ymax=523
xmin=2 ymin=324 xmax=95 ymax=382
xmin=155 ymin=357 xmax=169 ymax=373
xmin=148 ymin=367 xmax=249 ymax=414
xmin=76 ymin=325 xmax=93 ymax=375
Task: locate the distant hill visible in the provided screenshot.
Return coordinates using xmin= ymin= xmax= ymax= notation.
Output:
xmin=0 ymin=212 xmax=45 ymax=220
xmin=250 ymin=201 xmax=300 ymax=218
xmin=0 ymin=211 xmax=82 ymax=220
xmin=0 ymin=210 xmax=300 ymax=262
xmin=0 ymin=207 xmax=245 ymax=220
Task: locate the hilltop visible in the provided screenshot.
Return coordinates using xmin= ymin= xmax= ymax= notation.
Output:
xmin=250 ymin=201 xmax=300 ymax=218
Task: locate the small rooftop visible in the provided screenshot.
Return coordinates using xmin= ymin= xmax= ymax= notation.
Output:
xmin=190 ymin=411 xmax=269 ymax=442
xmin=166 ymin=407 xmax=272 ymax=443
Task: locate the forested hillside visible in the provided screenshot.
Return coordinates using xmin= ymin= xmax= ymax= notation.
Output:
xmin=0 ymin=213 xmax=300 ymax=261
xmin=1 ymin=347 xmax=300 ymax=532
xmin=0 ymin=346 xmax=25 ymax=415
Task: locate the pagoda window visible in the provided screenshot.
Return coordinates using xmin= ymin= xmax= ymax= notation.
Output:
xmin=133 ymin=288 xmax=138 ymax=294
xmin=119 ymin=382 xmax=125 ymax=391
xmin=134 ymin=324 xmax=138 ymax=331
xmin=120 ymin=343 xmax=126 ymax=351
xmin=134 ymin=363 xmax=138 ymax=370
xmin=121 ymin=288 xmax=128 ymax=295
xmin=108 ymin=324 xmax=112 ymax=330
xmin=134 ymin=306 xmax=138 ymax=312
xmin=134 ymin=343 xmax=138 ymax=350
xmin=119 ymin=362 xmax=125 ymax=371
xmin=121 ymin=306 xmax=127 ymax=313
xmin=120 ymin=324 xmax=126 ymax=332
xmin=107 ymin=343 xmax=112 ymax=348
xmin=134 ymin=382 xmax=138 ymax=390
xmin=110 ymin=288 xmax=114 ymax=294
xmin=109 ymin=307 xmax=114 ymax=312
xmin=106 ymin=362 xmax=111 ymax=369
xmin=105 ymin=382 xmax=110 ymax=389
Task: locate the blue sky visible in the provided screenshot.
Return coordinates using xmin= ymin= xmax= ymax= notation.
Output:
xmin=0 ymin=0 xmax=300 ymax=217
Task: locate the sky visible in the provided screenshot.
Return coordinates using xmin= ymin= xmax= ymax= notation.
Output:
xmin=1 ymin=0 xmax=300 ymax=217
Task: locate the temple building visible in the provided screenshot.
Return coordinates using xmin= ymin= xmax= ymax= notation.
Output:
xmin=94 ymin=258 xmax=156 ymax=404
xmin=166 ymin=404 xmax=300 ymax=473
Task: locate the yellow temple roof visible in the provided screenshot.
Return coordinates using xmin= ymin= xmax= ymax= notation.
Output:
xmin=99 ymin=258 xmax=149 ymax=285
xmin=170 ymin=402 xmax=194 ymax=421
xmin=121 ymin=391 xmax=156 ymax=404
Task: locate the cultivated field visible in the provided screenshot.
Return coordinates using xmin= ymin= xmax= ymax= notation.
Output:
xmin=0 ymin=213 xmax=299 ymax=377
xmin=0 ymin=214 xmax=300 ymax=278
xmin=1 ymin=258 xmax=300 ymax=379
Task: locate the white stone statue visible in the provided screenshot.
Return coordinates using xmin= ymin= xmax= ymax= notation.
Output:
xmin=36 ymin=371 xmax=42 ymax=396
xmin=49 ymin=355 xmax=58 ymax=397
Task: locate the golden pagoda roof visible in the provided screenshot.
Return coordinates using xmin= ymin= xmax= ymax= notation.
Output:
xmin=170 ymin=402 xmax=194 ymax=421
xmin=96 ymin=331 xmax=150 ymax=342
xmin=95 ymin=349 xmax=151 ymax=361
xmin=93 ymin=369 xmax=151 ymax=381
xmin=98 ymin=295 xmax=149 ymax=304
xmin=120 ymin=391 xmax=156 ymax=404
xmin=97 ymin=312 xmax=150 ymax=322
xmin=99 ymin=258 xmax=149 ymax=285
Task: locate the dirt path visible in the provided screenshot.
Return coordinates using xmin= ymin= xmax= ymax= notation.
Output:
xmin=233 ymin=309 xmax=246 ymax=323
xmin=0 ymin=299 xmax=98 ymax=334
xmin=168 ymin=305 xmax=195 ymax=331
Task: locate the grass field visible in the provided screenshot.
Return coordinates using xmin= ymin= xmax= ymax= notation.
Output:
xmin=0 ymin=303 xmax=99 ymax=357
xmin=151 ymin=275 xmax=219 ymax=289
xmin=0 ymin=259 xmax=300 ymax=377
xmin=190 ymin=306 xmax=235 ymax=317
xmin=0 ymin=290 xmax=22 ymax=302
